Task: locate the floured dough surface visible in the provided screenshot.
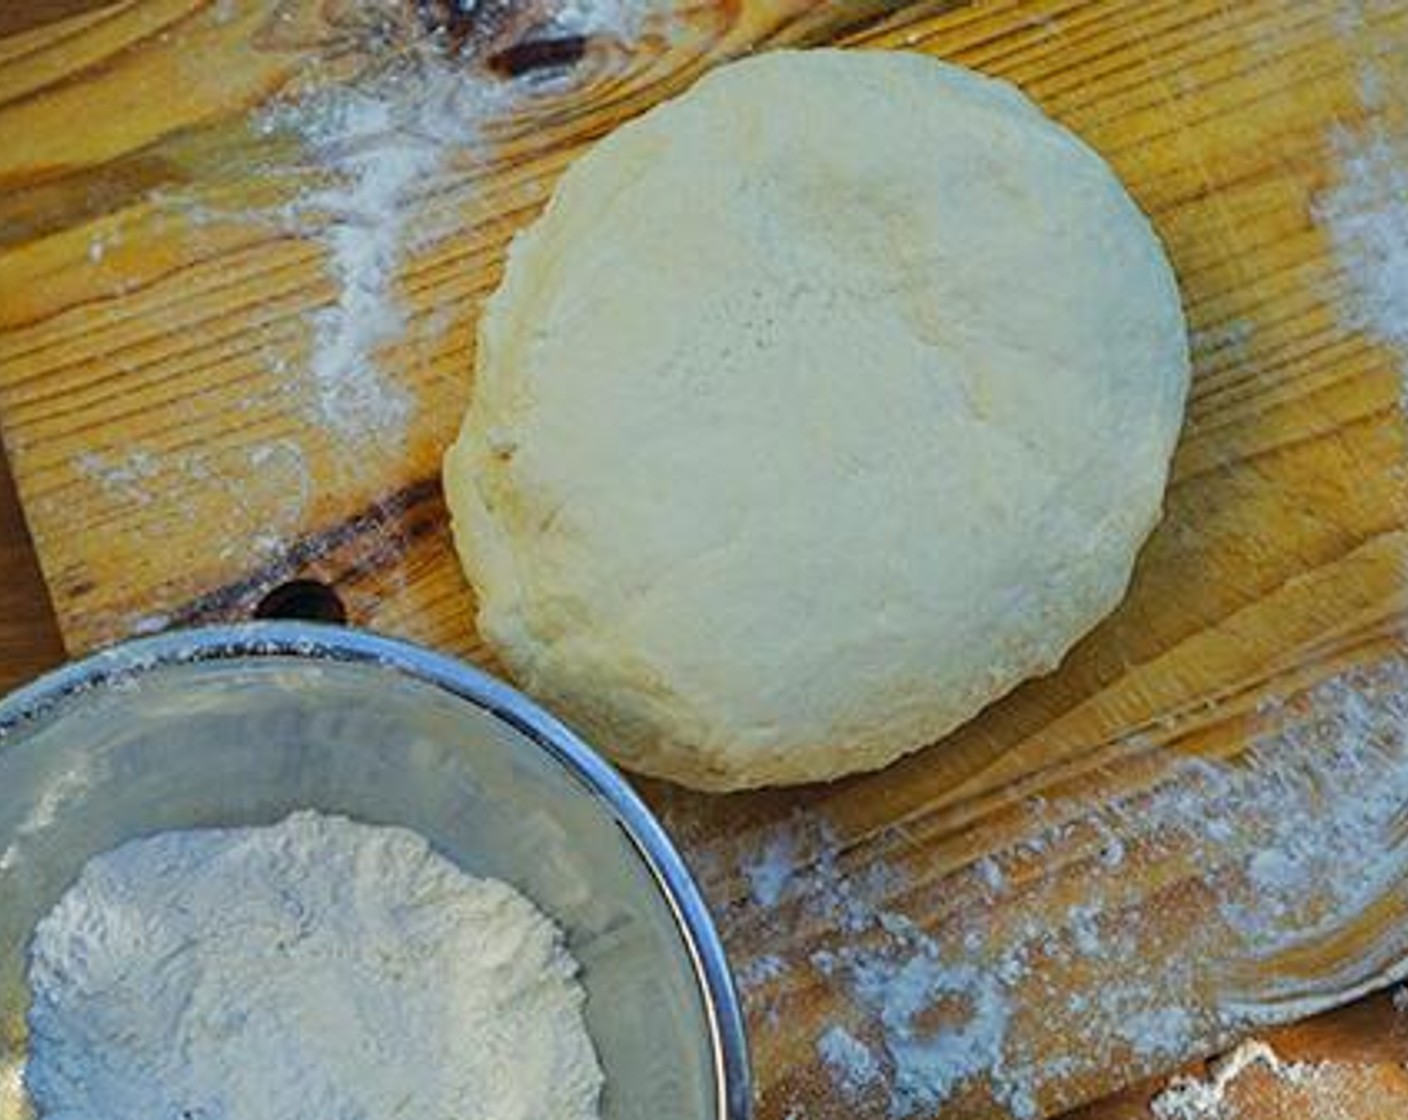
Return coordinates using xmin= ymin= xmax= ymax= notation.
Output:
xmin=445 ymin=49 xmax=1189 ymax=790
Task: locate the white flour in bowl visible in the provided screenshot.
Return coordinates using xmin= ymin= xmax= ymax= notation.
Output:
xmin=22 ymin=811 xmax=601 ymax=1120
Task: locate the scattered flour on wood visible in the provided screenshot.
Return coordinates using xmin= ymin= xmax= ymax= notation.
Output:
xmin=742 ymin=833 xmax=796 ymax=907
xmin=1149 ymin=1037 xmax=1390 ymax=1120
xmin=69 ymin=3 xmax=670 ymax=623
xmin=735 ymin=953 xmax=787 ymax=994
xmin=1150 ymin=1040 xmax=1314 ymax=1120
xmin=974 ymin=855 xmax=1007 ymax=895
xmin=1313 ymin=45 xmax=1408 ymax=405
xmin=1121 ymin=1008 xmax=1199 ymax=1062
xmin=723 ymin=657 xmax=1408 ymax=1118
xmin=258 ymin=0 xmax=669 ymax=449
xmin=550 ymin=0 xmax=660 ymax=35
xmin=1315 ymin=120 xmax=1408 ymax=398
xmin=74 ymin=451 xmax=159 ymax=506
xmin=259 ymin=60 xmax=495 ymax=447
xmin=1134 ymin=663 xmax=1408 ymax=959
xmin=816 ymin=1025 xmax=882 ymax=1097
xmin=73 ymin=442 xmax=310 ymax=565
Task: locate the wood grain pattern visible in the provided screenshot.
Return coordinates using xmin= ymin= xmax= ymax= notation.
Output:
xmin=2 ymin=2 xmax=1407 ymax=1118
xmin=1070 ymin=990 xmax=1408 ymax=1118
xmin=4 ymin=478 xmax=1408 ymax=1120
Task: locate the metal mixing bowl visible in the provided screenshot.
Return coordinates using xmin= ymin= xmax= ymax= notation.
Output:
xmin=0 ymin=623 xmax=750 ymax=1120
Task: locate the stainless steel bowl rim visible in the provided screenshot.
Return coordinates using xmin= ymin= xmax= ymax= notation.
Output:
xmin=0 ymin=621 xmax=752 ymax=1120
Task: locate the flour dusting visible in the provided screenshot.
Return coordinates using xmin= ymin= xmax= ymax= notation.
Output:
xmin=259 ymin=61 xmax=497 ymax=446
xmin=736 ymin=952 xmax=787 ymax=996
xmin=722 ymin=655 xmax=1408 ymax=1117
xmin=74 ymin=442 xmax=310 ymax=565
xmin=1150 ymin=1040 xmax=1311 ymax=1120
xmin=743 ymin=833 xmax=796 ymax=907
xmin=1135 ymin=663 xmax=1408 ymax=960
xmin=1148 ymin=1037 xmax=1393 ymax=1120
xmin=260 ymin=0 xmax=668 ymax=449
xmin=74 ymin=451 xmax=159 ymax=505
xmin=1313 ymin=44 xmax=1408 ymax=403
xmin=67 ymin=2 xmax=672 ymax=624
xmin=817 ymin=1025 xmax=882 ymax=1097
xmin=1315 ymin=121 xmax=1408 ymax=393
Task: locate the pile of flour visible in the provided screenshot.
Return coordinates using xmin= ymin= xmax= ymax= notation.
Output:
xmin=23 ymin=811 xmax=601 ymax=1120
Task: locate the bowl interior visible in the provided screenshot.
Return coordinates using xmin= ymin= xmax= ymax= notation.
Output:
xmin=0 ymin=653 xmax=717 ymax=1120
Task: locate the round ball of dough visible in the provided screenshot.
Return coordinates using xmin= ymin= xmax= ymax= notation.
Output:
xmin=444 ymin=49 xmax=1189 ymax=791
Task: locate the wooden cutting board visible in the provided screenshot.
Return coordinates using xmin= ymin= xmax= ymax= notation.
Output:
xmin=2 ymin=2 xmax=1407 ymax=1117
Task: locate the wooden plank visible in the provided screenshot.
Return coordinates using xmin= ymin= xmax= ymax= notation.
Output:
xmin=2 ymin=2 xmax=1407 ymax=1117
xmin=1071 ymin=991 xmax=1408 ymax=1118
xmin=5 ymin=449 xmax=1408 ymax=1120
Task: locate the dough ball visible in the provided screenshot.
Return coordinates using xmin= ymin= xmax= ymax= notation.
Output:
xmin=444 ymin=49 xmax=1189 ymax=791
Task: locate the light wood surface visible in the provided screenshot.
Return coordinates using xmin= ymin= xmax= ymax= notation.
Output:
xmin=2 ymin=2 xmax=1408 ymax=1118
xmin=2 ymin=461 xmax=1406 ymax=1119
